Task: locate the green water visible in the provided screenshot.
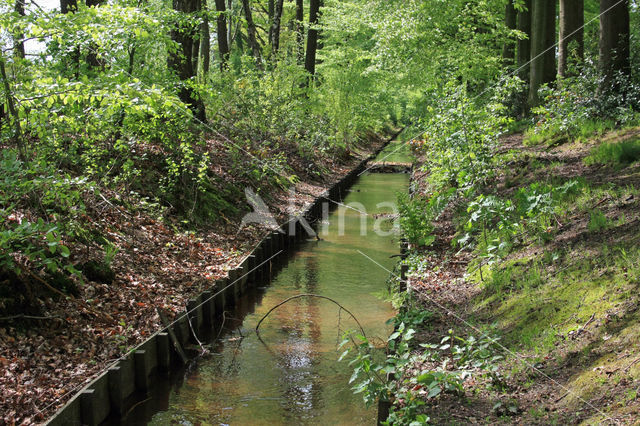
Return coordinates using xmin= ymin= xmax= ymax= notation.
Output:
xmin=374 ymin=140 xmax=414 ymax=163
xmin=126 ymin=172 xmax=409 ymax=425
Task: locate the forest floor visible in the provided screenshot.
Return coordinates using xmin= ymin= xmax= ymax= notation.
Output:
xmin=0 ymin=133 xmax=388 ymax=425
xmin=406 ymin=128 xmax=640 ymax=424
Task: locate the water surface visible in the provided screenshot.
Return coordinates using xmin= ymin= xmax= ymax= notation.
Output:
xmin=126 ymin=172 xmax=409 ymax=425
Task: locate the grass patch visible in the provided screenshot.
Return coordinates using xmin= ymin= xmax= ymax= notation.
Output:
xmin=473 ymin=244 xmax=640 ymax=355
xmin=584 ymin=138 xmax=640 ymax=166
xmin=524 ymin=119 xmax=617 ymax=147
xmin=587 ymin=209 xmax=610 ymax=232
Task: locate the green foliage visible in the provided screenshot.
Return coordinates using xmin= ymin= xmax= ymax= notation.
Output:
xmin=587 ymin=209 xmax=610 ymax=232
xmin=397 ymin=189 xmax=455 ymax=247
xmin=526 ymin=62 xmax=640 ymax=146
xmin=584 ymin=139 xmax=640 ymax=166
xmin=340 ymin=318 xmax=503 ymax=426
xmin=417 ymin=82 xmax=514 ymax=190
xmin=0 ymin=150 xmax=81 ymax=279
xmin=456 ymin=179 xmax=584 ymax=274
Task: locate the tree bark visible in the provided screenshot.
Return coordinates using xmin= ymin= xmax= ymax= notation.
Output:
xmin=169 ymin=0 xmax=207 ymax=121
xmin=269 ymin=0 xmax=284 ymax=54
xmin=14 ymin=0 xmax=25 ymax=59
xmin=528 ymin=0 xmax=556 ymax=107
xmin=227 ymin=0 xmax=233 ymax=49
xmin=0 ymin=53 xmax=25 ymax=161
xmin=558 ymin=0 xmax=583 ymax=77
xmin=85 ymin=0 xmax=107 ymax=70
xmin=295 ymin=0 xmax=304 ymax=64
xmin=304 ymin=0 xmax=321 ymax=78
xmin=214 ymin=0 xmax=230 ymax=70
xmin=599 ymin=0 xmax=630 ymax=91
xmin=502 ymin=1 xmax=517 ymax=66
xmin=240 ymin=0 xmax=263 ymax=69
xmin=60 ymin=0 xmax=77 ymax=13
xmin=60 ymin=0 xmax=80 ymax=78
xmin=517 ymin=0 xmax=532 ymax=82
xmin=200 ymin=0 xmax=210 ymax=74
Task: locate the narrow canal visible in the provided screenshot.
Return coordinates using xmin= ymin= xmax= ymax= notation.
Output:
xmin=125 ymin=160 xmax=409 ymax=425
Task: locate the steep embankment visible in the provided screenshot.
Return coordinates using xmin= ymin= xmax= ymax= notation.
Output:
xmin=400 ymin=128 xmax=640 ymax=424
xmin=0 ymin=133 xmax=389 ymax=424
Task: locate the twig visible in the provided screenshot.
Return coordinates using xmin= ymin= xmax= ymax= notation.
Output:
xmin=186 ymin=309 xmax=208 ymax=356
xmin=18 ymin=264 xmax=68 ymax=299
xmin=624 ymin=356 xmax=640 ymax=373
xmin=123 ymin=396 xmax=151 ymax=417
xmin=157 ymin=308 xmax=188 ymax=364
xmin=255 ymin=293 xmax=367 ymax=338
xmin=554 ymin=392 xmax=569 ymax=403
xmin=215 ymin=310 xmax=228 ymax=341
xmin=576 ymin=313 xmax=596 ymax=336
xmin=0 ymin=314 xmax=62 ymax=321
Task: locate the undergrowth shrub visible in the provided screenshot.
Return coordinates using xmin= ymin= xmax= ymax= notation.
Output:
xmin=526 ymin=61 xmax=640 ymax=145
xmin=398 ymin=189 xmax=455 ymax=247
xmin=0 ymin=150 xmax=81 ymax=285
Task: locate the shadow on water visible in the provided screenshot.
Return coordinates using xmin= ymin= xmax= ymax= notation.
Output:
xmin=118 ymin=172 xmax=409 ymax=425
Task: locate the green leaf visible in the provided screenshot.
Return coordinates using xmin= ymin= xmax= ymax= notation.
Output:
xmin=58 ymin=245 xmax=70 ymax=258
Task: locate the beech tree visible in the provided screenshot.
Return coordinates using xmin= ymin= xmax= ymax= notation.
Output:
xmin=304 ymin=0 xmax=321 ymax=78
xmin=13 ymin=0 xmax=25 ymax=58
xmin=599 ymin=0 xmax=630 ymax=90
xmin=516 ymin=0 xmax=531 ymax=83
xmin=502 ymin=0 xmax=517 ymax=66
xmin=269 ymin=0 xmax=284 ymax=54
xmin=558 ymin=0 xmax=583 ymax=77
xmin=215 ymin=0 xmax=229 ymax=70
xmin=528 ymin=0 xmax=556 ymax=106
xmin=169 ymin=0 xmax=207 ymax=120
xmin=295 ymin=0 xmax=304 ymax=63
xmin=241 ymin=0 xmax=263 ymax=69
xmin=199 ymin=0 xmax=210 ymax=74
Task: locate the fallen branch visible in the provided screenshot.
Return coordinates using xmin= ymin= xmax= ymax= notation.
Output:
xmin=157 ymin=308 xmax=188 ymax=364
xmin=0 ymin=314 xmax=62 ymax=322
xmin=624 ymin=356 xmax=640 ymax=373
xmin=255 ymin=293 xmax=367 ymax=338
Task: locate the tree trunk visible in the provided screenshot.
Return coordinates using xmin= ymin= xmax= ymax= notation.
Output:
xmin=558 ymin=0 xmax=583 ymax=77
xmin=227 ymin=0 xmax=233 ymax=49
xmin=528 ymin=0 xmax=556 ymax=107
xmin=502 ymin=1 xmax=517 ymax=66
xmin=267 ymin=0 xmax=274 ymax=44
xmin=14 ymin=0 xmax=25 ymax=59
xmin=599 ymin=0 xmax=630 ymax=91
xmin=295 ymin=0 xmax=304 ymax=64
xmin=304 ymin=0 xmax=321 ymax=78
xmin=60 ymin=0 xmax=77 ymax=13
xmin=169 ymin=0 xmax=207 ymax=121
xmin=517 ymin=0 xmax=532 ymax=82
xmin=0 ymin=53 xmax=26 ymax=161
xmin=199 ymin=0 xmax=210 ymax=74
xmin=60 ymin=0 xmax=80 ymax=78
xmin=214 ymin=0 xmax=230 ymax=70
xmin=269 ymin=0 xmax=284 ymax=54
xmin=85 ymin=0 xmax=107 ymax=70
xmin=241 ymin=0 xmax=263 ymax=69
